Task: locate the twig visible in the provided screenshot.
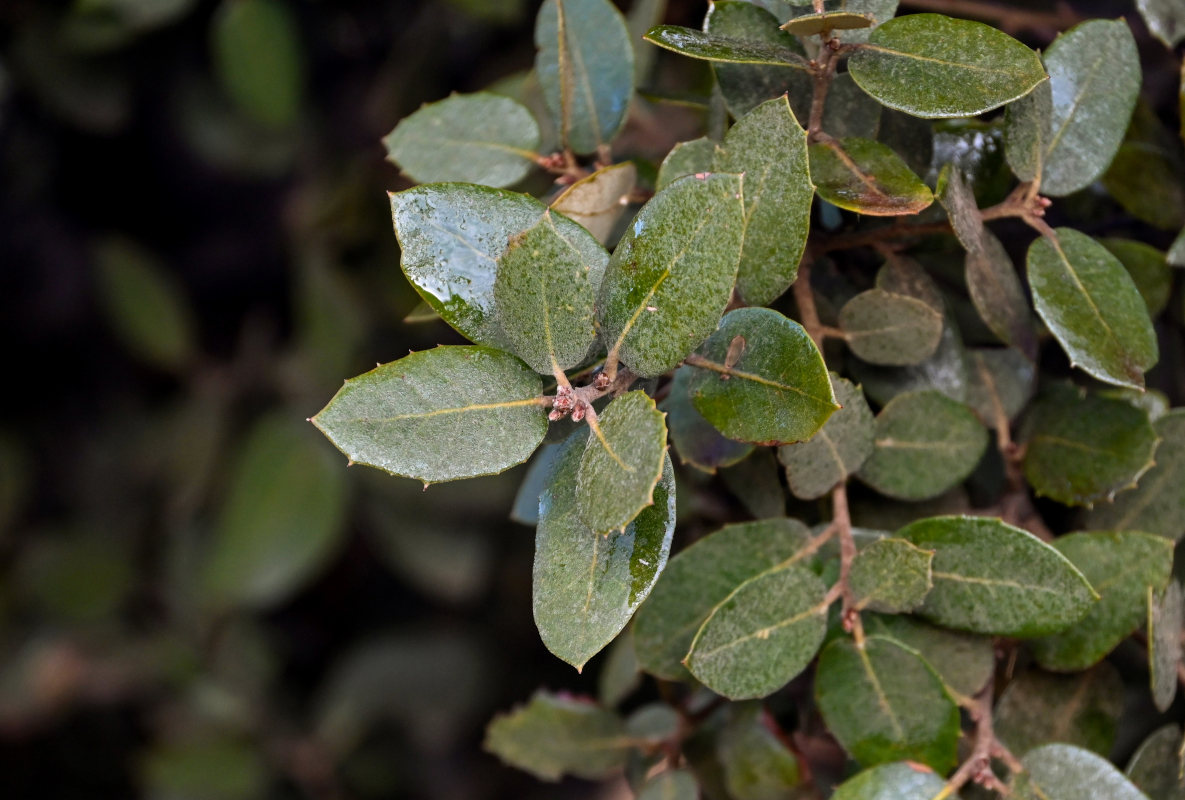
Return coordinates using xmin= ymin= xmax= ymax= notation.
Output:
xmin=831 ymin=484 xmax=865 ymax=645
xmin=807 ymin=40 xmax=843 ymax=143
xmin=933 ymin=681 xmax=1018 ymax=800
xmin=792 ymin=260 xmax=828 ymax=349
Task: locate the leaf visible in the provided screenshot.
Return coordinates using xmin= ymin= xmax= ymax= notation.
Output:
xmin=534 ymin=0 xmax=634 ymax=154
xmin=822 ymin=72 xmax=885 ymax=139
xmin=1086 ymin=410 xmax=1185 ymax=541
xmin=210 ymin=0 xmax=303 ymax=128
xmin=995 ymin=665 xmax=1124 ymax=758
xmin=848 ymin=310 xmax=970 ymax=407
xmin=830 ymin=762 xmax=946 ymax=800
xmin=599 ymin=172 xmax=745 ymax=378
xmin=492 ymin=210 xmax=607 ymax=374
xmin=847 ymin=14 xmax=1046 ymax=119
xmin=1138 ymin=0 xmax=1185 ymax=48
xmin=628 ymin=0 xmax=667 ymax=84
xmin=706 ymin=2 xmax=814 ymax=120
xmin=1100 ymin=238 xmax=1173 ymax=317
xmin=685 ymin=553 xmax=828 ymax=699
xmin=638 ymin=769 xmax=698 ymax=800
xmin=686 ymin=307 xmax=838 ymax=445
xmin=1127 ymin=724 xmax=1185 ymax=800
xmin=786 ymin=0 xmax=899 ymax=45
xmin=657 ymin=137 xmax=716 ymax=191
xmin=809 ymin=138 xmax=933 ymax=216
xmin=781 ymin=11 xmax=873 ymax=36
xmin=382 ymin=93 xmax=540 ymax=188
xmin=714 ymin=96 xmax=814 ymax=305
xmin=1029 ymin=531 xmax=1172 ymax=671
xmin=1022 ymin=386 xmax=1159 ymax=507
xmin=839 ymin=289 xmax=943 ymax=366
xmin=815 ymin=636 xmax=960 ymax=772
xmin=720 ymin=449 xmax=788 ymax=519
xmin=1039 ymin=20 xmax=1141 ymax=197
xmin=140 ymin=737 xmax=266 ymax=800
xmin=966 ymin=348 xmax=1036 ymax=431
xmin=850 ymin=538 xmax=933 ymax=613
xmin=778 ymin=375 xmax=874 ymax=500
xmin=1150 ymin=581 xmax=1183 ymax=713
xmin=899 ymin=515 xmax=1097 ymax=637
xmin=484 ymin=691 xmax=630 ymax=781
xmin=665 ymin=365 xmax=753 ymax=474
xmin=535 ymin=429 xmax=675 ymax=670
xmin=717 ymin=702 xmax=804 ymax=799
xmin=643 ymin=24 xmax=810 ymax=67
xmin=1171 ymin=227 xmax=1185 ymax=267
xmin=633 ymin=518 xmax=815 ymax=681
xmin=1027 ymin=228 xmax=1159 ymax=390
xmin=551 ymin=161 xmax=637 ymax=244
xmin=202 ymin=415 xmax=346 ymax=609
xmin=1103 ymin=102 xmax=1185 ymax=231
xmin=598 ymin=632 xmax=641 ymax=708
xmin=857 ymin=391 xmax=987 ymax=502
xmin=1005 ymin=79 xmax=1052 ymax=183
xmin=862 ymin=613 xmax=994 ymax=699
xmin=312 ymin=346 xmax=547 ymax=483
xmin=511 ymin=444 xmax=562 ymax=525
xmin=576 ymin=391 xmax=668 ymax=535
xmin=1014 ymin=744 xmax=1151 ymax=800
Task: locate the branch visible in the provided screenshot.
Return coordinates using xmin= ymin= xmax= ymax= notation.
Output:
xmin=807 ymin=39 xmax=843 ymax=143
xmin=933 ymin=680 xmax=1019 ymax=800
xmin=831 ymin=483 xmax=865 ymax=645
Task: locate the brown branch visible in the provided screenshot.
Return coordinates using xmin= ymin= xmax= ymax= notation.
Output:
xmin=792 ymin=260 xmax=828 ymax=349
xmin=831 ymin=483 xmax=865 ymax=645
xmin=807 ymin=41 xmax=843 ymax=143
xmin=934 ymin=681 xmax=1018 ymax=800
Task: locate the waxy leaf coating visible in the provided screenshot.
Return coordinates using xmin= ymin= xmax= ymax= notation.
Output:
xmin=312 ymin=346 xmax=547 ymax=483
xmin=1015 ymin=744 xmax=1150 ymax=800
xmin=809 ymin=138 xmax=933 ymax=216
xmin=848 ymin=14 xmax=1047 ymax=119
xmin=534 ymin=429 xmax=675 ymax=670
xmin=576 ymin=391 xmax=668 ymax=535
xmin=779 ymin=375 xmax=874 ymax=500
xmin=900 ymin=515 xmax=1097 ymax=637
xmin=839 ymin=288 xmax=943 ymax=366
xmin=687 ymin=308 xmax=838 ymax=445
xmin=830 ymin=762 xmax=946 ymax=800
xmin=849 ymin=537 xmax=933 ymax=613
xmin=1087 ymin=410 xmax=1185 ymax=540
xmin=643 ymin=24 xmax=809 ymax=67
xmin=599 ymin=172 xmax=745 ymax=378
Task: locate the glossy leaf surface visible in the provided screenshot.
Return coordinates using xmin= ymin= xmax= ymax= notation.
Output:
xmin=1087 ymin=410 xmax=1185 ymax=541
xmin=809 ymin=138 xmax=933 ymax=216
xmin=707 ymin=2 xmax=813 ymax=120
xmin=643 ymin=24 xmax=809 ymax=67
xmin=778 ymin=375 xmax=874 ymax=500
xmin=665 ymin=366 xmax=753 ymax=473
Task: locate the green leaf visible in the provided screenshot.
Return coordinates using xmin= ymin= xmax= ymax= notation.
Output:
xmin=598 ymin=632 xmax=641 ymax=708
xmin=862 ymin=613 xmax=994 ymax=699
xmin=822 ymin=72 xmax=885 ymax=139
xmin=785 ymin=0 xmax=899 ymax=45
xmin=1028 ymin=531 xmax=1172 ymax=671
xmin=717 ymin=702 xmax=804 ymax=799
xmin=847 ymin=14 xmax=1046 ymax=119
xmin=638 ymin=769 xmax=698 ymax=800
xmin=1004 ymin=79 xmax=1052 ymax=183
xmin=382 ymin=93 xmax=540 ymax=188
xmin=643 ymin=24 xmax=810 ymax=67
xmin=778 ymin=375 xmax=874 ymax=500
xmin=140 ymin=737 xmax=266 ymax=800
xmin=1171 ymin=227 xmax=1185 ymax=267
xmin=1015 ymin=744 xmax=1150 ymax=800
xmin=720 ymin=449 xmax=789 ymax=519
xmin=996 ymin=665 xmax=1124 ymax=758
xmin=685 ymin=553 xmax=828 ymax=699
xmin=857 ymin=391 xmax=987 ymax=502
xmin=576 ymin=391 xmax=668 ymax=535
xmin=665 ymin=366 xmax=753 ymax=474
xmin=493 ymin=210 xmax=607 ymax=374
xmin=210 ymin=0 xmax=303 ymax=128
xmin=706 ymin=2 xmax=814 ymax=120
xmin=848 ymin=313 xmax=970 ymax=407
xmin=1022 ymin=386 xmax=1159 ymax=507
xmin=599 ymin=172 xmax=746 ymax=378
xmin=657 ymin=137 xmax=716 ymax=191
xmin=781 ymin=11 xmax=873 ymax=36
xmin=312 ymin=346 xmax=547 ymax=483
xmin=1027 ymin=228 xmax=1159 ymax=390
xmin=899 ymin=515 xmax=1097 ymax=637
xmin=686 ymin=307 xmax=838 ymax=445
xmin=1103 ymin=102 xmax=1185 ymax=231
xmin=840 ymin=289 xmax=943 ymax=366
xmin=714 ymin=96 xmax=813 ymax=305
xmin=966 ymin=347 xmax=1036 ymax=431
xmin=484 ymin=691 xmax=629 ymax=781
xmin=534 ymin=0 xmax=634 ymax=154
xmin=830 ymin=762 xmax=946 ymax=800
xmin=809 ymin=138 xmax=933 ymax=216
xmin=850 ymin=538 xmax=933 ymax=614
xmin=1150 ymin=581 xmax=1183 ymax=713
xmin=1138 ymin=0 xmax=1185 ymax=48
xmin=1086 ymin=410 xmax=1185 ymax=541
xmin=1039 ymin=20 xmax=1141 ymax=197
xmin=633 ymin=518 xmax=815 ymax=681
xmin=535 ymin=429 xmax=675 ymax=670
xmin=1127 ymin=724 xmax=1185 ymax=800
xmin=202 ymin=415 xmax=347 ymax=609
xmin=815 ymin=636 xmax=960 ymax=772
xmin=551 ymin=161 xmax=637 ymax=244
xmin=511 ymin=444 xmax=562 ymax=525
xmin=1100 ymin=238 xmax=1173 ymax=317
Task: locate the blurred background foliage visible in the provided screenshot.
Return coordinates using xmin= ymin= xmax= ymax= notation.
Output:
xmin=1 ymin=0 xmax=1184 ymax=798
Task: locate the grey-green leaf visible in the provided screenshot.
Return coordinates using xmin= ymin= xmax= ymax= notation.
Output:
xmin=600 ymin=172 xmax=745 ymax=378
xmin=830 ymin=762 xmax=946 ymax=800
xmin=850 ymin=538 xmax=933 ymax=613
xmin=847 ymin=14 xmax=1047 ymax=119
xmin=493 ymin=209 xmax=607 ymax=374
xmin=815 ymin=636 xmax=960 ymax=772
xmin=1005 ymin=79 xmax=1052 ymax=183
xmin=484 ymin=691 xmax=629 ymax=781
xmin=1150 ymin=581 xmax=1183 ymax=713
xmin=1137 ymin=0 xmax=1185 ymax=48
xmin=643 ymin=24 xmax=810 ymax=67
xmin=779 ymin=375 xmax=874 ymax=500
xmin=638 ymin=769 xmax=698 ymax=800
xmin=840 ymin=289 xmax=943 ymax=366
xmin=535 ymin=429 xmax=675 ymax=670
xmin=1015 ymin=744 xmax=1151 ymax=800
xmin=848 ymin=311 xmax=970 ymax=407
xmin=551 ymin=161 xmax=637 ymax=244
xmin=665 ymin=365 xmax=753 ymax=474
xmin=966 ymin=347 xmax=1036 ymax=430
xmin=714 ymin=95 xmax=813 ymax=305
xmin=633 ymin=518 xmax=815 ymax=681
xmin=857 ymin=391 xmax=987 ymax=502
xmin=900 ymin=515 xmax=1097 ymax=637
xmin=809 ymin=138 xmax=933 ymax=216
xmin=995 ymin=665 xmax=1124 ymax=758
xmin=717 ymin=702 xmax=805 ymax=798
xmin=312 ymin=346 xmax=547 ymax=483
xmin=686 ymin=307 xmax=838 ymax=445
xmin=863 ymin=613 xmax=994 ymax=699
xmin=1039 ymin=20 xmax=1141 ymax=197
xmin=535 ymin=0 xmax=634 ymax=154
xmin=576 ymin=391 xmax=668 ymax=535
xmin=782 ymin=11 xmax=873 ymax=36
xmin=1100 ymin=238 xmax=1173 ymax=318
xmin=1127 ymin=724 xmax=1185 ymax=800
xmin=706 ymin=1 xmax=814 ymax=120
xmin=383 ymin=92 xmax=540 ymax=188
xmin=657 ymin=137 xmax=716 ymax=191
xmin=1028 ymin=228 xmax=1158 ymax=390
xmin=1022 ymin=386 xmax=1159 ymax=507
